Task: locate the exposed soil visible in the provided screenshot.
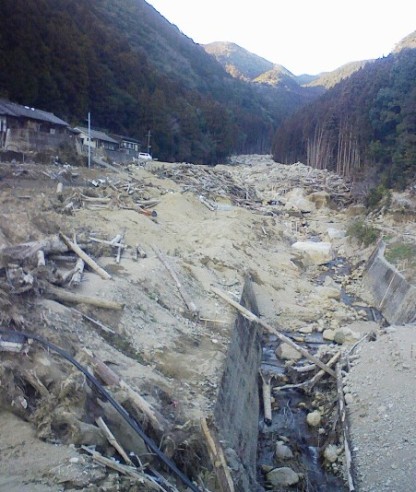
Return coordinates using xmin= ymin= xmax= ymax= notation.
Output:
xmin=0 ymin=154 xmax=415 ymax=491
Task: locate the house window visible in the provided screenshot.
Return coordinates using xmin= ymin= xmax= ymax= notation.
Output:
xmin=50 ymin=128 xmax=56 ymax=135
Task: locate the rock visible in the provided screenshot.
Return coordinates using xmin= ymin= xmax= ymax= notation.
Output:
xmin=284 ymin=188 xmax=315 ymax=213
xmin=276 ymin=342 xmax=302 ymax=361
xmin=309 ymin=191 xmax=330 ymax=209
xmin=266 ymin=467 xmax=300 ymax=487
xmin=345 ymin=393 xmax=354 ymax=405
xmin=324 ymin=444 xmax=339 ymax=463
xmin=292 ymin=241 xmax=333 ymax=265
xmin=346 ymin=204 xmax=366 ymax=217
xmin=326 ymin=227 xmax=346 ymax=240
xmin=306 ymin=410 xmax=322 ymax=427
xmin=333 ymin=330 xmax=346 ymax=345
xmin=299 ymin=325 xmax=313 ymax=334
xmin=275 ymin=442 xmax=294 ymax=460
xmin=323 ymin=329 xmax=335 ymax=341
xmin=317 ymin=285 xmax=341 ymax=300
xmin=334 ymin=327 xmax=361 ymax=344
xmin=224 ymin=448 xmax=241 ymax=472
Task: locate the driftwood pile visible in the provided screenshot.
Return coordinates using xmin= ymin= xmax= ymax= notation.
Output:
xmin=156 ymin=164 xmax=261 ymax=209
xmin=54 ymin=175 xmax=160 ymax=219
xmin=0 ymin=232 xmax=124 ymax=319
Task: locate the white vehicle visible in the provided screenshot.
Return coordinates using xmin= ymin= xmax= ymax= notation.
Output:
xmin=138 ymin=152 xmax=152 ymax=160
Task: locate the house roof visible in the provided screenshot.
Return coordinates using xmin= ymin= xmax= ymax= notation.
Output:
xmin=75 ymin=127 xmax=119 ymax=144
xmin=0 ymin=99 xmax=69 ymax=126
xmin=110 ymin=133 xmax=141 ymax=144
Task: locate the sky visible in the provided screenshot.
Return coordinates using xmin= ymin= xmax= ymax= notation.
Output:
xmin=146 ymin=0 xmax=416 ymax=75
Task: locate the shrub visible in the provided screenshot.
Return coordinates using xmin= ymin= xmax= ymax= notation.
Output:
xmin=365 ymin=184 xmax=391 ymax=210
xmin=347 ymin=220 xmax=379 ymax=247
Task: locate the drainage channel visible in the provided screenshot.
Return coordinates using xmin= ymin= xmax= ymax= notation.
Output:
xmin=256 ymin=257 xmax=384 ymax=491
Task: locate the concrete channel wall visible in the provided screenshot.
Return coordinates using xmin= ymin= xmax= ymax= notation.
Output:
xmin=214 ymin=279 xmax=263 ymax=491
xmin=364 ymin=240 xmax=416 ymax=325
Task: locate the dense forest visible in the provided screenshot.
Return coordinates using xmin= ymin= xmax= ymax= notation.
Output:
xmin=0 ymin=0 xmax=317 ymax=164
xmin=272 ymin=44 xmax=416 ymax=189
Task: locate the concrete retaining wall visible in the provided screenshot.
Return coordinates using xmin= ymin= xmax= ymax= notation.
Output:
xmin=214 ymin=279 xmax=263 ymax=491
xmin=364 ymin=241 xmax=416 ymax=325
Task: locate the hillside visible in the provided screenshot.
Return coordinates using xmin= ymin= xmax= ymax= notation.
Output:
xmin=204 ymin=41 xmax=274 ymax=81
xmin=0 ymin=0 xmax=285 ymax=162
xmin=393 ymin=29 xmax=416 ymax=52
xmin=272 ymin=42 xmax=416 ymax=190
xmin=204 ymin=41 xmax=324 ymax=127
xmin=305 ymin=60 xmax=371 ymax=89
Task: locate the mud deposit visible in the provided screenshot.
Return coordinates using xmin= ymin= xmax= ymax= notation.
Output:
xmin=1 ymin=155 xmax=416 ymax=491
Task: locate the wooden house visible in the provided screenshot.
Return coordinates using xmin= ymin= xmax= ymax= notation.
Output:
xmin=74 ymin=127 xmax=119 ymax=151
xmin=0 ymin=99 xmax=70 ymax=152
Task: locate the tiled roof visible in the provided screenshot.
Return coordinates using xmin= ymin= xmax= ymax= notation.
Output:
xmin=75 ymin=127 xmax=119 ymax=144
xmin=0 ymin=99 xmax=69 ymax=126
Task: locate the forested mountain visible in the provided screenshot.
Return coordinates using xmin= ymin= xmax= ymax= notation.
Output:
xmin=0 ymin=0 xmax=287 ymax=163
xmin=272 ymin=40 xmax=416 ymax=189
xmin=393 ymin=31 xmax=416 ymax=53
xmin=204 ymin=42 xmax=274 ymax=81
xmin=204 ymin=41 xmax=324 ymax=131
xmin=305 ymin=60 xmax=370 ymax=89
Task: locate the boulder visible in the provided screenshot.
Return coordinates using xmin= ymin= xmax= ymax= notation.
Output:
xmin=317 ymin=285 xmax=341 ymax=300
xmin=266 ymin=467 xmax=300 ymax=487
xmin=323 ymin=444 xmax=339 ymax=463
xmin=292 ymin=241 xmax=333 ymax=265
xmin=276 ymin=342 xmax=302 ymax=361
xmin=284 ymin=188 xmax=315 ymax=213
xmin=309 ymin=191 xmax=330 ymax=209
xmin=323 ymin=329 xmax=335 ymax=341
xmin=275 ymin=442 xmax=294 ymax=460
xmin=326 ymin=227 xmax=346 ymax=240
xmin=306 ymin=410 xmax=322 ymax=427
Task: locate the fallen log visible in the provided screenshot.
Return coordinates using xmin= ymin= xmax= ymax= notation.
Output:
xmin=0 ymin=339 xmax=24 ymax=353
xmin=136 ymin=245 xmax=147 ymax=259
xmin=84 ymin=349 xmax=167 ymax=433
xmin=60 ymin=258 xmax=85 ymax=285
xmin=81 ymin=446 xmax=160 ymax=489
xmin=306 ymin=351 xmax=341 ymax=393
xmin=96 ymin=416 xmax=133 ymax=465
xmin=89 ymin=237 xmax=127 ymax=249
xmin=37 ymin=250 xmax=46 ymax=267
xmin=59 ymin=232 xmax=112 ymax=280
xmin=72 ymin=308 xmax=115 ymax=334
xmin=56 ymin=182 xmax=64 ymax=202
xmin=211 ymin=287 xmax=336 ymax=378
xmin=154 ymin=247 xmax=198 ymax=317
xmin=47 ymin=285 xmax=124 ymax=310
xmin=260 ymin=371 xmax=273 ymax=425
xmin=70 ymin=258 xmax=85 ymax=286
xmin=200 ymin=417 xmax=235 ymax=492
xmin=0 ymin=235 xmax=68 ymax=265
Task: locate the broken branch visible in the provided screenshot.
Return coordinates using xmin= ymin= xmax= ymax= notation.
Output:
xmin=211 ymin=286 xmax=336 ymax=378
xmin=200 ymin=417 xmax=235 ymax=492
xmin=47 ymin=285 xmax=124 ymax=310
xmin=154 ymin=247 xmax=198 ymax=317
xmin=84 ymin=349 xmax=167 ymax=433
xmin=96 ymin=416 xmax=133 ymax=465
xmin=59 ymin=232 xmax=112 ymax=280
xmin=260 ymin=371 xmax=273 ymax=425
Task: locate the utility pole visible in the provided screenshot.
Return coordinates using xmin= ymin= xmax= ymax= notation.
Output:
xmin=147 ymin=130 xmax=151 ymax=155
xmin=87 ymin=112 xmax=91 ymax=169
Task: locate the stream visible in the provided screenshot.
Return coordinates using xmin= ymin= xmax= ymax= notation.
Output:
xmin=257 ymin=257 xmax=384 ymax=490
